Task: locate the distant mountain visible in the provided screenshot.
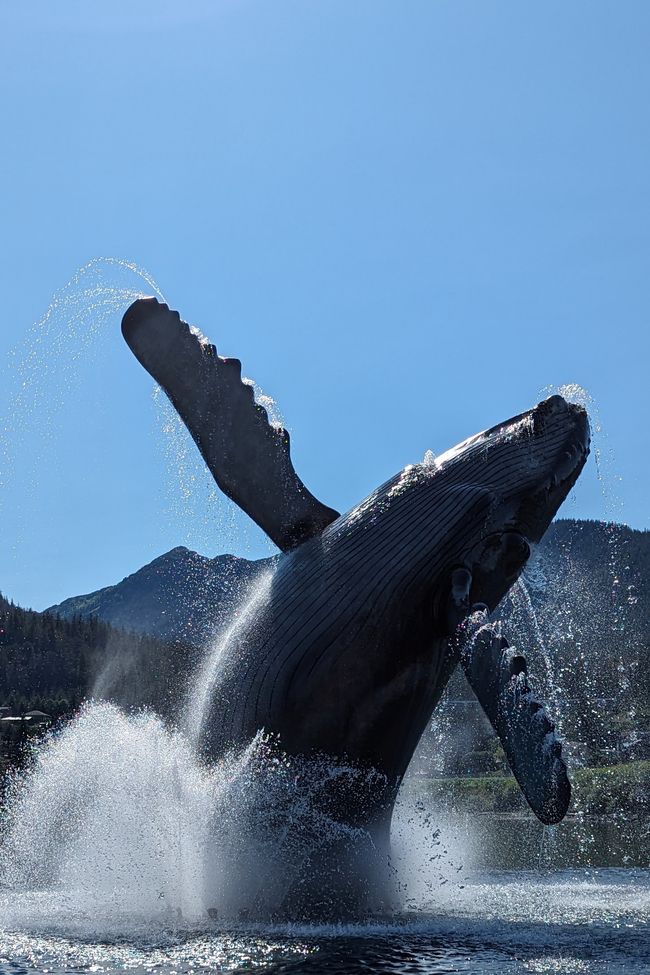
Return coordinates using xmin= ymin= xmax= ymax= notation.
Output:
xmin=48 ymin=547 xmax=277 ymax=645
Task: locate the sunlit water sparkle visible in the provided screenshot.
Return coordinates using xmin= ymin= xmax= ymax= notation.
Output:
xmin=1 ymin=871 xmax=648 ymax=974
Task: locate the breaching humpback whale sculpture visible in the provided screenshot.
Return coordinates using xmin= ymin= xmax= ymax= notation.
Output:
xmin=122 ymin=297 xmax=589 ymax=908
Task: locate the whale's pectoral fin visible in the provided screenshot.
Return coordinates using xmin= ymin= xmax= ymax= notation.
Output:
xmin=461 ymin=616 xmax=571 ymax=825
xmin=447 ymin=568 xmax=571 ymax=825
xmin=122 ymin=298 xmax=339 ymax=551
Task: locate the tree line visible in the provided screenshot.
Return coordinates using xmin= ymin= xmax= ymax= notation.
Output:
xmin=0 ymin=593 xmax=195 ymax=719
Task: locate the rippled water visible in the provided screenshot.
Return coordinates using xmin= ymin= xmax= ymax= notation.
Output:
xmin=1 ymin=869 xmax=648 ymax=974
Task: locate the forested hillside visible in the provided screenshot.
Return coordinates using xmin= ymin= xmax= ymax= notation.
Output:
xmin=0 ymin=594 xmax=195 ymax=717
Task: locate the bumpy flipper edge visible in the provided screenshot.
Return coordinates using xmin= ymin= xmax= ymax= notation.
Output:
xmin=448 ymin=567 xmax=571 ymax=826
xmin=122 ymin=298 xmax=339 ymax=551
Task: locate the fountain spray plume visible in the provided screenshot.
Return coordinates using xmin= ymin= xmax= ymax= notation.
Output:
xmin=185 ymin=568 xmax=275 ymax=748
xmin=0 ymin=258 xmax=165 ymax=561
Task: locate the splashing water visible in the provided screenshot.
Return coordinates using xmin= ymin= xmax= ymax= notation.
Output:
xmin=0 ymin=258 xmax=162 ymax=521
xmin=153 ymin=378 xmax=281 ymax=557
xmin=546 ymin=387 xmax=636 ymax=715
xmin=0 ymin=702 xmax=412 ymax=929
xmin=153 ymin=386 xmax=245 ymax=553
xmin=2 ymin=257 xmax=163 ymax=427
xmin=185 ymin=568 xmax=275 ymax=746
xmin=0 ymin=703 xmax=208 ymax=927
xmin=0 ymin=701 xmax=515 ymax=924
xmin=510 ymin=578 xmax=564 ymax=722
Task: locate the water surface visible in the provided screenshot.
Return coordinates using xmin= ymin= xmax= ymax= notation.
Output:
xmin=1 ymin=868 xmax=648 ymax=974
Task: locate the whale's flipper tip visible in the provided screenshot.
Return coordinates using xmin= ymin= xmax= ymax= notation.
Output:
xmin=121 ymin=295 xmax=161 ymax=335
xmin=462 ymin=624 xmax=572 ymax=825
xmin=121 ymin=298 xmax=339 ymax=551
xmin=121 ymin=299 xmax=189 ymax=373
xmin=498 ymin=664 xmax=572 ymax=825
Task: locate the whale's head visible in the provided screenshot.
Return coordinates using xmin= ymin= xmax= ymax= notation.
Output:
xmin=337 ymin=394 xmax=590 ymax=618
xmin=439 ymin=394 xmax=589 ymax=536
xmin=432 ymin=393 xmax=590 ymax=611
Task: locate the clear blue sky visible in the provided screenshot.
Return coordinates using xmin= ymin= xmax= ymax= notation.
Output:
xmin=0 ymin=1 xmax=648 ymax=610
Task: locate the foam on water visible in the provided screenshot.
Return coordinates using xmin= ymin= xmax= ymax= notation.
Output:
xmin=0 ymin=702 xmax=391 ymax=933
xmin=0 ymin=258 xmax=161 ymax=525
